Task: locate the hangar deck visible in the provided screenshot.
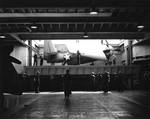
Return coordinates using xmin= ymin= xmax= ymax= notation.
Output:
xmin=0 ymin=91 xmax=150 ymax=119
xmin=0 ymin=0 xmax=150 ymax=119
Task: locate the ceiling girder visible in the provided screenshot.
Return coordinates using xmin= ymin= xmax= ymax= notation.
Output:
xmin=0 ymin=5 xmax=149 ymax=41
xmin=0 ymin=22 xmax=146 ymax=33
xmin=0 ymin=0 xmax=150 ymax=7
xmin=16 ymin=32 xmax=145 ymax=40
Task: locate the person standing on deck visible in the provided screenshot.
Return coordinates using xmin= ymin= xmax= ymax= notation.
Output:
xmin=63 ymin=69 xmax=71 ymax=99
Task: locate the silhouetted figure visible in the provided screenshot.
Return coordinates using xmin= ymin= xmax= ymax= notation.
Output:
xmin=117 ymin=72 xmax=124 ymax=91
xmin=77 ymin=50 xmax=80 ymax=65
xmin=40 ymin=56 xmax=43 ymax=66
xmin=102 ymin=72 xmax=110 ymax=93
xmin=91 ymin=72 xmax=96 ymax=91
xmin=63 ymin=69 xmax=71 ymax=99
xmin=33 ymin=54 xmax=38 ymax=66
xmin=112 ymin=73 xmax=117 ymax=90
xmin=2 ymin=45 xmax=22 ymax=95
xmin=97 ymin=73 xmax=102 ymax=90
xmin=34 ymin=71 xmax=40 ymax=93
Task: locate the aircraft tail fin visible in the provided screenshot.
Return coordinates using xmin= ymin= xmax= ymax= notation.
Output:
xmin=44 ymin=40 xmax=57 ymax=54
xmin=54 ymin=44 xmax=69 ymax=53
xmin=44 ymin=40 xmax=57 ymax=61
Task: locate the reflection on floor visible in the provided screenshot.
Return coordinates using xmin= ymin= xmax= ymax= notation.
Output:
xmin=0 ymin=91 xmax=150 ymax=119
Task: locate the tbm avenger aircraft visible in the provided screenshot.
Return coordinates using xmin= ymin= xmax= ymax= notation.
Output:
xmin=44 ymin=40 xmax=107 ymax=65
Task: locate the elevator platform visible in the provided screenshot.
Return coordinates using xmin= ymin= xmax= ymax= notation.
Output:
xmin=0 ymin=91 xmax=150 ymax=119
xmin=24 ymin=65 xmax=141 ymax=75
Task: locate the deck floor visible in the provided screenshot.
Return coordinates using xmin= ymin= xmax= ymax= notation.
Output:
xmin=0 ymin=91 xmax=150 ymax=119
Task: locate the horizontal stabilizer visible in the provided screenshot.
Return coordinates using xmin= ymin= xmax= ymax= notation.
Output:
xmin=81 ymin=54 xmax=106 ymax=61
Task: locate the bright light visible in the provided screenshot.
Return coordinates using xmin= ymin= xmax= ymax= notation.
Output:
xmin=137 ymin=25 xmax=144 ymax=29
xmin=90 ymin=11 xmax=98 ymax=15
xmin=83 ymin=32 xmax=88 ymax=38
xmin=31 ymin=25 xmax=38 ymax=29
xmin=0 ymin=35 xmax=6 ymax=38
xmin=52 ymin=40 xmax=107 ymax=57
xmin=83 ymin=35 xmax=89 ymax=38
xmin=90 ymin=8 xmax=98 ymax=15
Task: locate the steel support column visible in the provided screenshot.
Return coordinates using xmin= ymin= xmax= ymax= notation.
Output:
xmin=28 ymin=40 xmax=32 ymax=66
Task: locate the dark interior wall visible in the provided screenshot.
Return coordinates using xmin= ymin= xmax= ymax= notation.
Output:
xmin=0 ymin=45 xmax=3 ymax=108
xmin=0 ymin=44 xmax=27 ymax=95
xmin=0 ymin=46 xmax=2 ymax=91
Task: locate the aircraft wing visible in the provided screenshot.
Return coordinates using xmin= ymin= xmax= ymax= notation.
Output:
xmin=81 ymin=54 xmax=106 ymax=61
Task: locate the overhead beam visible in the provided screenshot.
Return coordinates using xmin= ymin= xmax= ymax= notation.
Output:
xmin=17 ymin=32 xmax=145 ymax=40
xmin=0 ymin=0 xmax=150 ymax=7
xmin=9 ymin=33 xmax=27 ymax=46
xmin=0 ymin=22 xmax=138 ymax=24
xmin=0 ymin=22 xmax=141 ymax=33
xmin=9 ymin=34 xmax=39 ymax=52
xmin=0 ymin=17 xmax=149 ymax=23
xmin=0 ymin=13 xmax=112 ymax=18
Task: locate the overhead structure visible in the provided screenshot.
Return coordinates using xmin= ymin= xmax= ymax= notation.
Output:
xmin=0 ymin=0 xmax=150 ymax=43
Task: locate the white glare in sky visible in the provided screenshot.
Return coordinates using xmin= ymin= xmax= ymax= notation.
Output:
xmin=52 ymin=40 xmax=107 ymax=56
xmin=35 ymin=39 xmax=123 ymax=56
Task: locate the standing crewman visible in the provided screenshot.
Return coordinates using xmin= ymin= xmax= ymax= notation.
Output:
xmin=40 ymin=55 xmax=43 ymax=66
xmin=33 ymin=53 xmax=38 ymax=66
xmin=97 ymin=72 xmax=102 ymax=91
xmin=34 ymin=71 xmax=40 ymax=93
xmin=117 ymin=72 xmax=124 ymax=91
xmin=63 ymin=69 xmax=71 ymax=99
xmin=91 ymin=72 xmax=96 ymax=91
xmin=102 ymin=72 xmax=110 ymax=93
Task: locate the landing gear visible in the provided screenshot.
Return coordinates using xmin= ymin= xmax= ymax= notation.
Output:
xmin=62 ymin=59 xmax=69 ymax=65
xmin=63 ymin=53 xmax=71 ymax=65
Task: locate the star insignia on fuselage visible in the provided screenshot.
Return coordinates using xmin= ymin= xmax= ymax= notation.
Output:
xmin=63 ymin=53 xmax=70 ymax=60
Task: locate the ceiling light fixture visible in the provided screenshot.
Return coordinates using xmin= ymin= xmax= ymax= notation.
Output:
xmin=83 ymin=32 xmax=88 ymax=38
xmin=137 ymin=25 xmax=144 ymax=29
xmin=0 ymin=35 xmax=6 ymax=38
xmin=90 ymin=11 xmax=98 ymax=15
xmin=31 ymin=25 xmax=38 ymax=29
xmin=90 ymin=8 xmax=98 ymax=15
